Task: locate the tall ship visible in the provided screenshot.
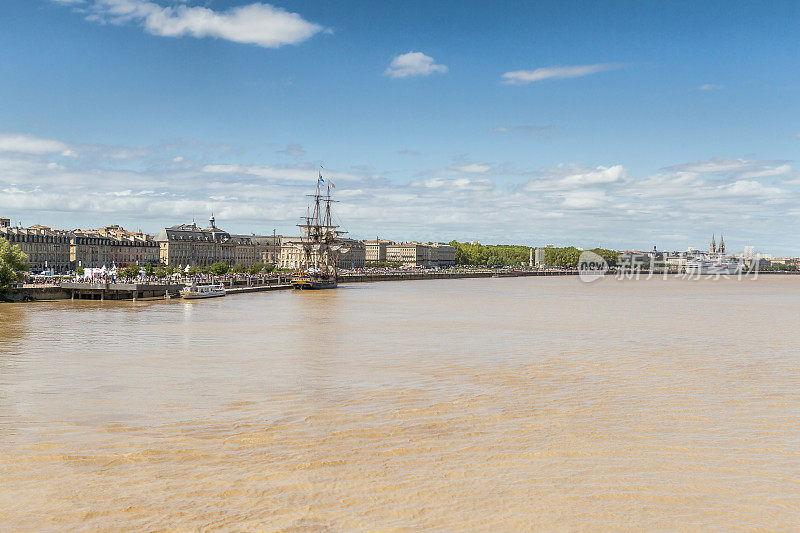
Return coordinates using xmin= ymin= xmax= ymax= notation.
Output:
xmin=290 ymin=173 xmax=348 ymax=290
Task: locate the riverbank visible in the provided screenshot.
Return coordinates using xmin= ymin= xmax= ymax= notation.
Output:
xmin=8 ymin=267 xmax=800 ymax=302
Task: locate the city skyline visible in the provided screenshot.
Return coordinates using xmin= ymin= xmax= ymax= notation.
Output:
xmin=2 ymin=1 xmax=799 ymax=253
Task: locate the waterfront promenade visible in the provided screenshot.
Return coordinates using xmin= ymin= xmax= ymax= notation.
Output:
xmin=13 ymin=269 xmax=580 ymax=301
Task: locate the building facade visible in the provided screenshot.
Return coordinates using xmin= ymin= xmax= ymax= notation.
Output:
xmin=0 ymin=225 xmax=71 ymax=273
xmin=364 ymin=239 xmax=392 ymax=263
xmin=336 ymin=238 xmax=366 ymax=269
xmin=154 ymin=216 xmax=237 ymax=267
xmin=385 ymin=242 xmax=456 ymax=268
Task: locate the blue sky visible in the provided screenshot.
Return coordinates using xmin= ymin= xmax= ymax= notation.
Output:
xmin=1 ymin=1 xmax=799 ymax=254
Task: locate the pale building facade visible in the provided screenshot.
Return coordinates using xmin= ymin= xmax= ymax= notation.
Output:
xmin=1 ymin=225 xmax=71 ymax=273
xmin=154 ymin=216 xmax=237 ymax=267
xmin=364 ymin=239 xmax=392 ymax=263
xmin=386 ymin=242 xmax=455 ymax=268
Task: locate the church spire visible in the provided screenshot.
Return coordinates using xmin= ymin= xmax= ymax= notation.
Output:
xmin=719 ymin=233 xmax=725 ymax=254
xmin=710 ymin=233 xmax=716 ymax=254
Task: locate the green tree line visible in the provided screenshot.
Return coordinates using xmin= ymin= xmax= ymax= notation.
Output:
xmin=448 ymin=241 xmax=619 ymax=268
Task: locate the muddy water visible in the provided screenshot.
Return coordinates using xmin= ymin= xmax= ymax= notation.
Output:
xmin=1 ymin=276 xmax=798 ymax=530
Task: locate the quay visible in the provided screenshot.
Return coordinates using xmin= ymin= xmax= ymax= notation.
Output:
xmin=60 ymin=282 xmax=184 ymax=301
xmin=13 ymin=270 xmax=582 ymax=301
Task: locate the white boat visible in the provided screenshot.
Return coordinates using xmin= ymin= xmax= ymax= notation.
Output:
xmin=180 ymin=283 xmax=226 ymax=299
xmin=685 ymin=256 xmax=742 ymax=275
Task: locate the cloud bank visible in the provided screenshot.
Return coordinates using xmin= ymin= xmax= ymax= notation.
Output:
xmin=2 ymin=131 xmax=799 ymax=253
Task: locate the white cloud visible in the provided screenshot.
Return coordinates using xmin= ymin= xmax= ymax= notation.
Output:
xmin=501 ymin=63 xmax=620 ymax=85
xmin=411 ymin=177 xmax=494 ymax=191
xmin=202 ymin=163 xmax=365 ymax=183
xmin=384 ymin=52 xmax=448 ymax=79
xmin=455 ymin=163 xmax=492 ymax=174
xmin=524 ymin=164 xmax=626 ymax=190
xmin=561 ymin=190 xmax=610 ymax=209
xmin=697 ymin=84 xmax=723 ymax=91
xmin=739 ymin=164 xmax=793 ymax=179
xmin=54 ymin=0 xmax=326 ymax=48
xmin=0 ymin=133 xmax=71 ymax=155
xmin=557 ymin=165 xmax=625 ymax=187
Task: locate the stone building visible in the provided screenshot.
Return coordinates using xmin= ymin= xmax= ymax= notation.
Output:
xmin=0 ymin=224 xmax=71 ymax=273
xmin=363 ymin=239 xmax=392 ymax=263
xmin=154 ymin=215 xmax=237 ymax=267
xmin=385 ymin=242 xmax=455 ymax=268
xmin=336 ymin=238 xmax=366 ymax=269
xmin=233 ymin=234 xmax=281 ymax=266
xmin=278 ymin=236 xmax=306 ymax=270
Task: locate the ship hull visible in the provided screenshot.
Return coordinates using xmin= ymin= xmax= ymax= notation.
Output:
xmin=290 ymin=276 xmax=338 ymax=290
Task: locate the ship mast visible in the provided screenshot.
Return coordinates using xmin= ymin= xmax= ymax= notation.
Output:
xmin=296 ymin=169 xmax=343 ymax=278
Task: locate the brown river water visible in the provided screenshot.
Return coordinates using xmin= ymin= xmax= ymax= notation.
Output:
xmin=1 ymin=276 xmax=798 ymax=530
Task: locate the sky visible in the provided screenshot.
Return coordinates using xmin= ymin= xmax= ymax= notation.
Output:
xmin=1 ymin=0 xmax=799 ymax=254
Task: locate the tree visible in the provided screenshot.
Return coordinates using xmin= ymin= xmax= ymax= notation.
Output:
xmin=120 ymin=264 xmax=140 ymax=279
xmin=76 ymin=266 xmax=85 ymax=276
xmin=187 ymin=265 xmax=200 ymax=276
xmin=0 ymin=237 xmax=29 ymax=297
xmin=248 ymin=263 xmax=264 ymax=275
xmin=144 ymin=263 xmax=154 ymax=276
xmin=231 ymin=263 xmax=247 ymax=274
xmin=165 ymin=264 xmax=176 ymax=276
xmin=209 ymin=262 xmax=229 ymax=276
xmin=264 ymin=263 xmax=276 ymax=273
xmin=155 ymin=266 xmax=166 ymax=278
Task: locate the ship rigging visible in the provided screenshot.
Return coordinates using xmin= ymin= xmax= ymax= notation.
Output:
xmin=289 ymin=172 xmax=348 ymax=289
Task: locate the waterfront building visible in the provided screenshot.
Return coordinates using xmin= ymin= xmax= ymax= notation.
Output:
xmin=428 ymin=243 xmax=456 ymax=267
xmin=74 ymin=226 xmax=159 ymax=268
xmin=154 ymin=215 xmax=236 ymax=267
xmin=385 ymin=242 xmax=455 ymax=268
xmin=364 ymin=239 xmax=393 ymax=263
xmin=233 ymin=234 xmax=281 ymax=265
xmin=0 ymin=224 xmax=71 ymax=273
xmin=69 ymin=232 xmax=114 ymax=269
xmin=278 ymin=236 xmax=303 ymax=270
xmin=337 ymin=238 xmax=366 ymax=269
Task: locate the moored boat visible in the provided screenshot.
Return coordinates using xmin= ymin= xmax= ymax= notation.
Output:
xmin=290 ymin=171 xmax=348 ymax=290
xmin=685 ymin=256 xmax=742 ymax=275
xmin=180 ymin=283 xmax=226 ymax=299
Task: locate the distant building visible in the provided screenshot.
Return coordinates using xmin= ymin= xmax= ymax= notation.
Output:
xmin=0 ymin=224 xmax=71 ymax=273
xmin=154 ymin=215 xmax=237 ymax=267
xmin=337 ymin=238 xmax=366 ymax=269
xmin=386 ymin=242 xmax=455 ymax=268
xmin=364 ymin=239 xmax=393 ymax=263
xmin=534 ymin=248 xmax=546 ymax=267
xmin=278 ymin=236 xmax=305 ymax=270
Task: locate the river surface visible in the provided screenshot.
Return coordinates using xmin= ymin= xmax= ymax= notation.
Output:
xmin=1 ymin=276 xmax=799 ymax=530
